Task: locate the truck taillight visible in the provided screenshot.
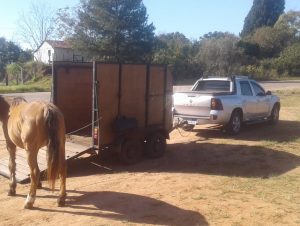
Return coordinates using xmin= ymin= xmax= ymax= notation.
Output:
xmin=211 ymin=98 xmax=223 ymax=110
xmin=93 ymin=127 xmax=99 ymax=145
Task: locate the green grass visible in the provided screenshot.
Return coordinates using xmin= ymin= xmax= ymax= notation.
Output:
xmin=201 ymin=89 xmax=300 ymax=225
xmin=0 ymin=76 xmax=51 ymax=93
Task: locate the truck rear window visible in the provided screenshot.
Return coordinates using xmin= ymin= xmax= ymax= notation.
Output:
xmin=193 ymin=80 xmax=231 ymax=92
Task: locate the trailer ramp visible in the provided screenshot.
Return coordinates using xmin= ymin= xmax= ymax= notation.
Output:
xmin=0 ymin=142 xmax=91 ymax=183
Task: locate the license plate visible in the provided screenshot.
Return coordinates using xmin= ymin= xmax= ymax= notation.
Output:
xmin=187 ymin=120 xmax=197 ymax=125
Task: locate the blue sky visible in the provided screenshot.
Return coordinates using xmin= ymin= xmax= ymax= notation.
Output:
xmin=1 ymin=0 xmax=300 ymax=46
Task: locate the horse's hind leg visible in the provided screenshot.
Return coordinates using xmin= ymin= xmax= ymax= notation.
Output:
xmin=24 ymin=150 xmax=40 ymax=209
xmin=7 ymin=143 xmax=17 ymax=196
xmin=36 ymin=165 xmax=42 ymax=189
xmin=57 ymin=158 xmax=67 ymax=207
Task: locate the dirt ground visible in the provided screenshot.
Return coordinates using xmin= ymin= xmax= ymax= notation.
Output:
xmin=0 ymin=118 xmax=300 ymax=226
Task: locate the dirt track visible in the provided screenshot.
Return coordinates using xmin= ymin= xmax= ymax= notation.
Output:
xmin=0 ymin=84 xmax=300 ymax=225
xmin=1 ymin=119 xmax=300 ymax=225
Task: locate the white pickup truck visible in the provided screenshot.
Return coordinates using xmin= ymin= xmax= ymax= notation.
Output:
xmin=173 ymin=76 xmax=280 ymax=134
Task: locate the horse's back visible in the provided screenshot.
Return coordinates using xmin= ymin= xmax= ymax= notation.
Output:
xmin=8 ymin=101 xmax=65 ymax=150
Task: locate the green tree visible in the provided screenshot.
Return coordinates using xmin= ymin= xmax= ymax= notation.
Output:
xmin=0 ymin=38 xmax=22 ymax=81
xmin=202 ymin=31 xmax=231 ymax=39
xmin=248 ymin=26 xmax=293 ymax=58
xmin=0 ymin=38 xmax=32 ymax=83
xmin=6 ymin=63 xmax=21 ymax=84
xmin=18 ymin=50 xmax=33 ymax=63
xmin=153 ymin=32 xmax=191 ymax=64
xmin=241 ymin=0 xmax=285 ymax=37
xmin=196 ymin=32 xmax=242 ymax=76
xmin=236 ymin=40 xmax=260 ymax=58
xmin=274 ymin=10 xmax=300 ymax=38
xmin=152 ymin=32 xmax=203 ymax=82
xmin=274 ymin=42 xmax=300 ymax=76
xmin=57 ymin=0 xmax=155 ymax=62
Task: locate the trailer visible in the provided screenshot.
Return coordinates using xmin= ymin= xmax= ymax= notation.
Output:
xmin=52 ymin=62 xmax=173 ymax=164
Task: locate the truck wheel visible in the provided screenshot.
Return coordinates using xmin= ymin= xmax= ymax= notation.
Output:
xmin=146 ymin=133 xmax=167 ymax=158
xmin=226 ymin=110 xmax=242 ymax=135
xmin=119 ymin=138 xmax=143 ymax=164
xmin=269 ymin=104 xmax=280 ymax=125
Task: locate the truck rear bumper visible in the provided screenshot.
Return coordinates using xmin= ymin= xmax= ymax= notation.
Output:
xmin=173 ymin=112 xmax=229 ymax=126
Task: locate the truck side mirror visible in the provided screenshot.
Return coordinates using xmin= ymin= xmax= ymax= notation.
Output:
xmin=266 ymin=91 xmax=272 ymax=95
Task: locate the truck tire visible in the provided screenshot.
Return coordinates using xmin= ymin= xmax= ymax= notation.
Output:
xmin=118 ymin=138 xmax=143 ymax=164
xmin=226 ymin=110 xmax=242 ymax=135
xmin=269 ymin=103 xmax=280 ymax=125
xmin=145 ymin=133 xmax=167 ymax=158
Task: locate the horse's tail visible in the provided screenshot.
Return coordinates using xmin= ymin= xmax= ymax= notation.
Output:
xmin=45 ymin=104 xmax=65 ymax=190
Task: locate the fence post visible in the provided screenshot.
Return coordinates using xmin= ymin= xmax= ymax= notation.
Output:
xmin=5 ymin=72 xmax=8 ymax=86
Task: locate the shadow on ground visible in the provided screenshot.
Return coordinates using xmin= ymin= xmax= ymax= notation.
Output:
xmin=34 ymin=190 xmax=207 ymax=226
xmin=68 ymin=139 xmax=300 ymax=179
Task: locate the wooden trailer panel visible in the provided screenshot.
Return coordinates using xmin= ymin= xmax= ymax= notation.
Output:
xmin=97 ymin=64 xmax=120 ymax=146
xmin=120 ymin=64 xmax=147 ymax=128
xmin=148 ymin=97 xmax=164 ymax=125
xmin=147 ymin=66 xmax=165 ymax=126
xmin=149 ymin=66 xmax=165 ymax=96
xmin=54 ymin=62 xmax=93 ymax=134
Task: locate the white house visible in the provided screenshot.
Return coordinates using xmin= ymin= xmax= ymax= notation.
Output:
xmin=34 ymin=40 xmax=84 ymax=64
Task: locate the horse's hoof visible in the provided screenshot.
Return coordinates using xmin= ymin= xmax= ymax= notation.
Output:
xmin=8 ymin=190 xmax=16 ymax=196
xmin=37 ymin=182 xmax=42 ymax=189
xmin=24 ymin=202 xmax=34 ymax=209
xmin=57 ymin=197 xmax=66 ymax=207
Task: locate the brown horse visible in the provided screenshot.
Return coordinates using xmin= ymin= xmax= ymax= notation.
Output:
xmin=0 ymin=95 xmax=66 ymax=209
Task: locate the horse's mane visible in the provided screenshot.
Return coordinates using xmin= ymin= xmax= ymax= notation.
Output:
xmin=10 ymin=97 xmax=27 ymax=107
xmin=0 ymin=95 xmax=10 ymax=120
xmin=0 ymin=95 xmax=5 ymax=103
xmin=0 ymin=96 xmax=27 ymax=121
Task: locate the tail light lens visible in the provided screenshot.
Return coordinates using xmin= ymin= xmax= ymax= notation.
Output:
xmin=93 ymin=127 xmax=99 ymax=145
xmin=211 ymin=98 xmax=223 ymax=110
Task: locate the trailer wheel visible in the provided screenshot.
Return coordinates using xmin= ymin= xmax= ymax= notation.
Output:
xmin=119 ymin=138 xmax=143 ymax=164
xmin=146 ymin=133 xmax=167 ymax=158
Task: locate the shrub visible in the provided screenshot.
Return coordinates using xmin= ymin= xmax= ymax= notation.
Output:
xmin=6 ymin=63 xmax=21 ymax=84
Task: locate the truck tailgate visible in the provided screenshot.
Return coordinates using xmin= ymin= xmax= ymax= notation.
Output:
xmin=173 ymin=92 xmax=212 ymax=117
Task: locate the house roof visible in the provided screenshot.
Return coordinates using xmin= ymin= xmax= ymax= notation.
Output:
xmin=46 ymin=40 xmax=71 ymax=49
xmin=33 ymin=40 xmax=73 ymax=53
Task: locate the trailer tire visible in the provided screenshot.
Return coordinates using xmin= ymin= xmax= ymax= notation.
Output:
xmin=145 ymin=133 xmax=167 ymax=158
xmin=119 ymin=138 xmax=143 ymax=164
